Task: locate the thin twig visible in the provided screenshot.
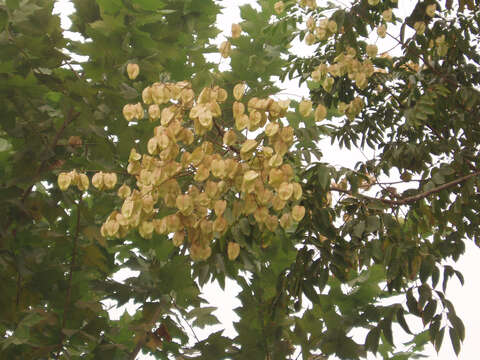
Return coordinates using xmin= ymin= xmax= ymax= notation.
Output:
xmin=330 ymin=170 xmax=480 ymax=206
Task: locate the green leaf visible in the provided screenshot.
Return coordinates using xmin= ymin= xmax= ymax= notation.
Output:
xmin=365 ymin=327 xmax=381 ymax=354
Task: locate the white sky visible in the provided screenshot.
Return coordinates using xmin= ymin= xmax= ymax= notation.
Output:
xmin=51 ymin=1 xmax=480 ymax=359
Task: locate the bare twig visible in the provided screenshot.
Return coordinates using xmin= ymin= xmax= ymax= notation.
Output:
xmin=331 ymin=170 xmax=480 ymax=206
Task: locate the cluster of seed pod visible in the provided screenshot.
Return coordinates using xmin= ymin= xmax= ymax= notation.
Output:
xmin=58 ymin=170 xmax=89 ymax=191
xmin=96 ymin=75 xmax=305 ymax=261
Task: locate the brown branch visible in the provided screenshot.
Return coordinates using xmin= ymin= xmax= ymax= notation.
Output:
xmin=331 ymin=170 xmax=480 ymax=206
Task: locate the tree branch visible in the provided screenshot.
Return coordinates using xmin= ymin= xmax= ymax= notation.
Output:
xmin=331 ymin=170 xmax=480 ymax=206
xmin=128 ymin=305 xmax=163 ymax=360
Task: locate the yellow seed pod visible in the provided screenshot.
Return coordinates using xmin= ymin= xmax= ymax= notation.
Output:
xmin=265 ymin=122 xmax=280 ymax=137
xmin=278 ymin=182 xmax=294 ymax=201
xmin=214 ymin=86 xmax=228 ymax=102
xmin=205 ymin=180 xmax=219 ymax=199
xmin=139 ymin=221 xmax=154 ymax=239
xmin=190 ymin=146 xmax=205 ymax=166
xmin=92 ymin=172 xmax=104 ymax=190
xmin=292 ymin=205 xmax=306 ymax=222
xmin=414 ymin=21 xmax=426 ymax=35
xmin=223 ymin=129 xmax=237 ymax=146
xmin=299 ymin=100 xmax=313 ymax=117
xmin=176 ymin=195 xmax=194 ymax=216
xmin=122 ymin=104 xmax=136 ymax=121
xmin=172 ymin=231 xmax=185 ymax=247
xmin=235 ymin=114 xmax=250 ymax=131
xmin=153 ymin=218 xmax=167 ymax=234
xmin=280 ymin=213 xmax=292 ymax=229
xmin=134 ymin=103 xmax=144 ymax=119
xmin=147 ymin=104 xmax=160 ymax=121
xmin=211 ymin=159 xmax=226 ymax=179
xmin=166 ymin=214 xmax=181 ymax=232
xmin=142 ymin=194 xmax=155 ymax=214
xmin=233 ymin=83 xmax=246 ymax=101
xmin=147 ymin=137 xmax=158 ymax=155
xmin=264 ymin=215 xmax=278 ymax=232
xmin=241 ymin=139 xmax=257 ymax=155
xmin=268 ymin=153 xmax=283 ymax=168
xmin=314 ymin=104 xmax=327 ymax=122
xmin=219 ymin=41 xmax=231 ymax=58
xmin=231 ymin=23 xmax=242 ymax=39
xmin=58 ymin=172 xmax=72 ymax=191
xmin=214 ymin=200 xmax=227 ymax=217
xmin=382 ymin=8 xmax=393 ymax=22
xmin=105 ymin=220 xmax=120 ymax=237
xmin=254 ymin=207 xmax=269 ymax=223
xmin=121 ymin=198 xmax=134 ymax=218
xmin=327 ymin=20 xmax=337 ymax=33
xmin=366 ymin=44 xmax=378 ymax=58
xmin=190 ymin=243 xmax=212 ymax=261
xmin=126 ymin=63 xmax=139 ymax=80
xmin=280 ymin=126 xmax=294 ymax=144
xmin=269 ymin=168 xmax=285 ymax=188
xmin=305 ymin=32 xmax=315 ymax=45
xmin=77 ymin=173 xmax=89 ymax=191
xmin=117 ymin=184 xmax=131 ymax=199
xmin=274 ymin=1 xmax=284 ymax=14
xmin=292 ymin=182 xmax=303 ymax=200
xmin=377 ymin=24 xmax=387 ymax=38
xmin=426 ymin=3 xmax=436 ymax=17
xmin=262 ymin=146 xmax=274 ymax=158
xmin=214 ymin=217 xmax=228 ymax=234
xmin=142 ymin=87 xmax=152 ymax=105
xmin=194 ymin=165 xmax=210 ymax=182
xmin=104 ymin=173 xmax=117 ymax=190
xmin=200 ymin=219 xmax=213 ymax=235
xmin=244 ymin=170 xmax=259 ymax=183
xmin=227 ymin=241 xmax=240 ymax=261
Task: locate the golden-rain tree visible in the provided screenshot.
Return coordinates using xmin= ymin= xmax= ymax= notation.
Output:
xmin=1 ymin=0 xmax=479 ymax=359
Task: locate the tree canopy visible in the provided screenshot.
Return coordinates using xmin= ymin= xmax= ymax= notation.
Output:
xmin=1 ymin=0 xmax=479 ymax=359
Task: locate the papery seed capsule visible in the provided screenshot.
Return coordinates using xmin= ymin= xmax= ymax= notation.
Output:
xmin=274 ymin=1 xmax=284 ymax=14
xmin=227 ymin=242 xmax=240 ymax=260
xmin=366 ymin=44 xmax=378 ymax=58
xmin=292 ymin=205 xmax=306 ymax=222
xmin=314 ymin=104 xmax=327 ymax=122
xmin=219 ymin=41 xmax=231 ymax=58
xmin=233 ymin=83 xmax=246 ymax=101
xmin=92 ymin=172 xmax=104 ymax=190
xmin=299 ymin=100 xmax=313 ymax=117
xmin=126 ymin=63 xmax=140 ymax=80
xmin=117 ymin=184 xmax=131 ymax=199
xmin=231 ymin=23 xmax=242 ymax=39
xmin=103 ymin=173 xmax=117 ymax=190
xmin=78 ymin=173 xmax=89 ymax=191
xmin=58 ymin=172 xmax=72 ymax=191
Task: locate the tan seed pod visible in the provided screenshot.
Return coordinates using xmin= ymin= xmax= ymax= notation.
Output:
xmin=58 ymin=172 xmax=72 ymax=191
xmin=292 ymin=205 xmax=306 ymax=222
xmin=280 ymin=213 xmax=292 ymax=229
xmin=299 ymin=100 xmax=313 ymax=117
xmin=139 ymin=221 xmax=154 ymax=239
xmin=314 ymin=104 xmax=327 ymax=122
xmin=213 ymin=216 xmax=228 ymax=234
xmin=219 ymin=41 xmax=231 ymax=58
xmin=231 ymin=23 xmax=242 ymax=39
xmin=265 ymin=122 xmax=280 ymax=137
xmin=173 ymin=231 xmax=185 ymax=247
xmin=104 ymin=173 xmax=117 ymax=190
xmin=278 ymin=182 xmax=294 ymax=201
xmin=117 ymin=184 xmax=131 ymax=199
xmin=77 ymin=173 xmax=89 ymax=191
xmin=92 ymin=172 xmax=104 ymax=190
xmin=126 ymin=63 xmax=139 ymax=80
xmin=227 ymin=242 xmax=241 ymax=260
xmin=214 ymin=200 xmax=227 ymax=217
xmin=176 ymin=195 xmax=194 ymax=216
xmin=233 ymin=83 xmax=246 ymax=101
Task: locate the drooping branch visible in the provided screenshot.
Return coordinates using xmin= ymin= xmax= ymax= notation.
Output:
xmin=330 ymin=170 xmax=480 ymax=206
